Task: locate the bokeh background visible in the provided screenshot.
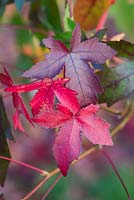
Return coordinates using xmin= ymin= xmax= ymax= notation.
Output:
xmin=0 ymin=0 xmax=134 ymax=199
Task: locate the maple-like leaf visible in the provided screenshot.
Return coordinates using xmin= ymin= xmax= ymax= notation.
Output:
xmin=22 ymin=24 xmax=116 ymax=107
xmin=5 ymin=78 xmax=80 ymax=116
xmin=0 ymin=67 xmax=33 ymax=131
xmin=33 ymin=104 xmax=113 ymax=176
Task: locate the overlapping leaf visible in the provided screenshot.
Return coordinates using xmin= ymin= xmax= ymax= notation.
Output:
xmin=98 ymin=61 xmax=134 ymax=106
xmin=5 ymin=78 xmax=80 ymax=116
xmin=23 ymin=24 xmax=116 ymax=106
xmin=34 ymin=103 xmax=113 ymax=175
xmin=0 ymin=67 xmax=33 ymax=131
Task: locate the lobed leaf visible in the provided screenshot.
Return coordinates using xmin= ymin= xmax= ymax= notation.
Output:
xmin=35 ymin=104 xmax=113 ymax=175
xmin=23 ymin=24 xmax=116 ymax=107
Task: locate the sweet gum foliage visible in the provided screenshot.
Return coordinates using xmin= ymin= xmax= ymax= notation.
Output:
xmin=0 ymin=0 xmax=134 ymax=198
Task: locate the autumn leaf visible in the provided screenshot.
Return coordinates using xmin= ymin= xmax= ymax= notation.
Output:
xmin=0 ymin=67 xmax=33 ymax=132
xmin=5 ymin=78 xmax=80 ymax=116
xmin=22 ymin=24 xmax=116 ymax=107
xmin=33 ymin=104 xmax=113 ymax=176
xmin=73 ymin=0 xmax=116 ymax=31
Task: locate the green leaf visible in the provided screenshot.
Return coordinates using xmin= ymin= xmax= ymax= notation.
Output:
xmin=107 ymin=40 xmax=134 ymax=59
xmin=0 ymin=95 xmax=12 ymax=186
xmin=29 ymin=0 xmax=62 ymax=33
xmin=98 ymin=62 xmax=134 ymax=106
xmin=14 ymin=0 xmax=25 ymax=12
xmin=93 ymin=28 xmax=107 ymax=41
xmin=54 ymin=32 xmax=72 ymax=48
xmin=64 ymin=5 xmax=76 ymax=32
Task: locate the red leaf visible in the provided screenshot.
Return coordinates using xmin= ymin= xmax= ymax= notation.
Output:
xmin=35 ymin=104 xmax=113 ymax=175
xmin=77 ymin=104 xmax=113 ymax=145
xmin=0 ymin=67 xmax=33 ymax=131
xmin=12 ymin=110 xmax=24 ymax=132
xmin=53 ymin=120 xmax=81 ymax=176
xmin=6 ymin=78 xmax=80 ymax=116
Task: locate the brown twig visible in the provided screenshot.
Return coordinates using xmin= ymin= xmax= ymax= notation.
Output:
xmin=0 ymin=155 xmax=48 ymax=176
xmin=41 ymin=174 xmax=62 ymax=200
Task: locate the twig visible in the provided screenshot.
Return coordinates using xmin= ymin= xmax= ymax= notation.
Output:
xmin=111 ymin=104 xmax=134 ymax=137
xmin=41 ymin=174 xmax=62 ymax=200
xmin=22 ymin=146 xmax=97 ymax=200
xmin=0 ymin=155 xmax=48 ymax=176
xmin=102 ymin=150 xmax=131 ymax=200
xmin=100 ymin=105 xmax=121 ymax=115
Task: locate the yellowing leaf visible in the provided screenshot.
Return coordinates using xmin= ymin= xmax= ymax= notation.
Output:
xmin=73 ymin=0 xmax=115 ymax=31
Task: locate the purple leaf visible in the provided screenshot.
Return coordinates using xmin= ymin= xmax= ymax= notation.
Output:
xmin=23 ymin=24 xmax=116 ymax=106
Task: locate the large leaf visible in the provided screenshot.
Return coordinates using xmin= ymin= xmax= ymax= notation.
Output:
xmin=73 ymin=0 xmax=115 ymax=31
xmin=23 ymin=24 xmax=116 ymax=107
xmin=34 ymin=104 xmax=113 ymax=175
xmin=0 ymin=95 xmax=11 ymax=186
xmin=107 ymin=40 xmax=134 ymax=59
xmin=98 ymin=62 xmax=134 ymax=106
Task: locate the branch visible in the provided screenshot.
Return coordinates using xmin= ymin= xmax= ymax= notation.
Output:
xmin=41 ymin=174 xmax=62 ymax=200
xmin=102 ymin=150 xmax=131 ymax=200
xmin=0 ymin=155 xmax=48 ymax=176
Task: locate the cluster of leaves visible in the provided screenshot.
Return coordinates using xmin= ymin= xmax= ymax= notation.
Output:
xmin=1 ymin=0 xmax=134 ymax=186
xmin=0 ymin=24 xmax=116 ymax=176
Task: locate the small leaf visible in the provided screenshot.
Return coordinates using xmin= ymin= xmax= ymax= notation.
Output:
xmin=0 ymin=95 xmax=11 ymax=186
xmin=14 ymin=0 xmax=25 ymax=12
xmin=98 ymin=62 xmax=134 ymax=106
xmin=107 ymin=40 xmax=134 ymax=59
xmin=64 ymin=5 xmax=76 ymax=32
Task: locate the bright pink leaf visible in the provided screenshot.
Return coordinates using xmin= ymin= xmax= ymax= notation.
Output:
xmin=53 ymin=120 xmax=81 ymax=176
xmin=34 ymin=104 xmax=113 ymax=175
xmin=0 ymin=67 xmax=33 ymax=131
xmin=77 ymin=105 xmax=113 ymax=145
xmin=6 ymin=78 xmax=80 ymax=116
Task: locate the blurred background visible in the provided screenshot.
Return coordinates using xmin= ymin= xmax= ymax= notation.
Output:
xmin=0 ymin=0 xmax=134 ymax=199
